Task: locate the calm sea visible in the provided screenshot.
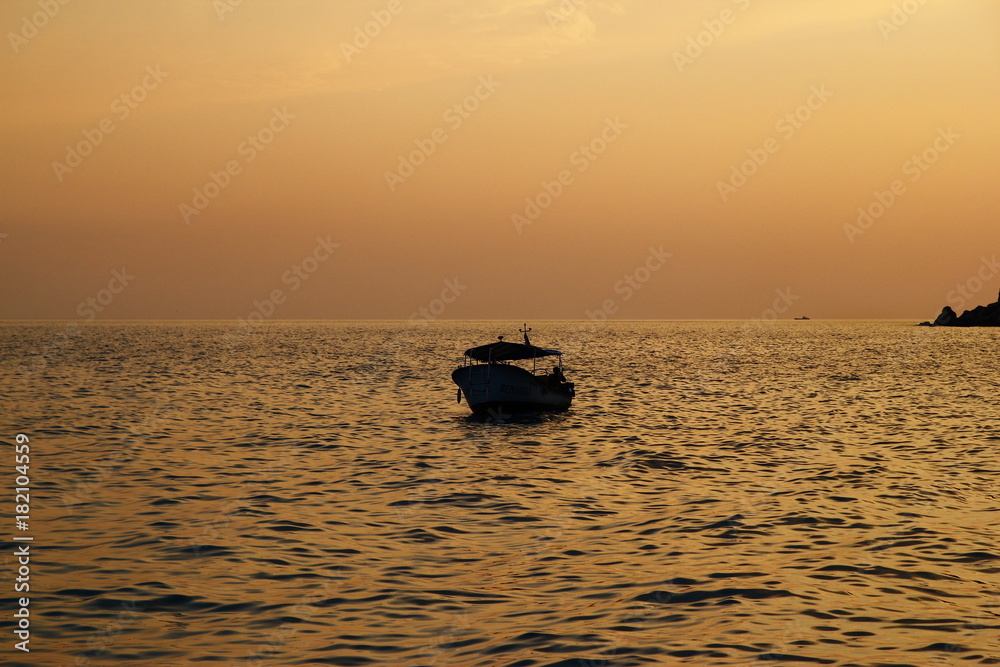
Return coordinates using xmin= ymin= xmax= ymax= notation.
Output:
xmin=1 ymin=320 xmax=999 ymax=667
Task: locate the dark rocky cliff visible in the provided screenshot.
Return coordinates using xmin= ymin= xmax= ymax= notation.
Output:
xmin=920 ymin=298 xmax=1000 ymax=326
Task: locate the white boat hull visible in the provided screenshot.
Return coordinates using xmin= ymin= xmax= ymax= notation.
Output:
xmin=452 ymin=364 xmax=573 ymax=413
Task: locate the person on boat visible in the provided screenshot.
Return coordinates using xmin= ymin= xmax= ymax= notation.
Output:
xmin=550 ymin=365 xmax=566 ymax=385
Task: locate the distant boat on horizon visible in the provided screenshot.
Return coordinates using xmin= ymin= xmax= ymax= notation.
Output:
xmin=794 ymin=316 xmax=811 ymax=320
xmin=452 ymin=325 xmax=575 ymax=415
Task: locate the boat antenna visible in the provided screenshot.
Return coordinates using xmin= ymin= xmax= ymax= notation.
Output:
xmin=520 ymin=323 xmax=532 ymax=345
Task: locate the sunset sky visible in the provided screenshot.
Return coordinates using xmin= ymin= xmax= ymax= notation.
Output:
xmin=2 ymin=0 xmax=998 ymax=320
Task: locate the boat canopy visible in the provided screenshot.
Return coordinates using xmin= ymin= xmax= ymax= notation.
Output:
xmin=464 ymin=340 xmax=562 ymax=362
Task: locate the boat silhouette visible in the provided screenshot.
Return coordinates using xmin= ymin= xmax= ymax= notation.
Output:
xmin=452 ymin=324 xmax=574 ymax=414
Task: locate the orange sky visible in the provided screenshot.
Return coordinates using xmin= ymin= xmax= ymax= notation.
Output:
xmin=2 ymin=0 xmax=998 ymax=320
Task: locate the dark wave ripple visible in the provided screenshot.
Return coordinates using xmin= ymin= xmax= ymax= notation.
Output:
xmin=1 ymin=321 xmax=998 ymax=666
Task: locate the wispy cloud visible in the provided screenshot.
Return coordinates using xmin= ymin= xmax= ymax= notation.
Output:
xmin=325 ymin=0 xmax=625 ymax=91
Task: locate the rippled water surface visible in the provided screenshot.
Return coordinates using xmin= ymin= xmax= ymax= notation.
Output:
xmin=2 ymin=320 xmax=1000 ymax=667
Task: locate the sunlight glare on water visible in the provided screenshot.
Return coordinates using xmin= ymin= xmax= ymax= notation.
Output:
xmin=2 ymin=320 xmax=999 ymax=666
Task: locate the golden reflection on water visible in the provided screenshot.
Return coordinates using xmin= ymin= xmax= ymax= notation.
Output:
xmin=4 ymin=321 xmax=999 ymax=666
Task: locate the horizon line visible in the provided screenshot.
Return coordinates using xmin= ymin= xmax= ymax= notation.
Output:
xmin=0 ymin=317 xmax=933 ymax=323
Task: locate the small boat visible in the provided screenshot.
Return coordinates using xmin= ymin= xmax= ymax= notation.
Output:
xmin=452 ymin=325 xmax=575 ymax=414
xmin=794 ymin=316 xmax=811 ymax=320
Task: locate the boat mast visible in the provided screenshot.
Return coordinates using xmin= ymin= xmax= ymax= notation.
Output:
xmin=520 ymin=324 xmax=536 ymax=373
